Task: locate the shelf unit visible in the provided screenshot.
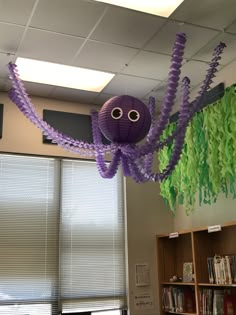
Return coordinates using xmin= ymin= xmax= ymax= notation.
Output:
xmin=157 ymin=221 xmax=236 ymax=315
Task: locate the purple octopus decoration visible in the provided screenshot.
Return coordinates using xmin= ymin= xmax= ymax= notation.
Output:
xmin=7 ymin=33 xmax=226 ymax=182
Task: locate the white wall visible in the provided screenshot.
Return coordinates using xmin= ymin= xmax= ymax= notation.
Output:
xmin=0 ymin=92 xmax=173 ymax=315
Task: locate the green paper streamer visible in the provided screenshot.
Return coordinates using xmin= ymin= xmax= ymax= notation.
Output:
xmin=158 ymin=85 xmax=236 ymax=214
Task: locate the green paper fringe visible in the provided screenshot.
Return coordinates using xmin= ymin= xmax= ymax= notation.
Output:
xmin=158 ymin=85 xmax=236 ymax=214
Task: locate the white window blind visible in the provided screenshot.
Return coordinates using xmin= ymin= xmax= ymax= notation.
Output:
xmin=60 ymin=160 xmax=126 ymax=314
xmin=0 ymin=154 xmax=126 ymax=315
xmin=0 ymin=154 xmax=59 ymax=315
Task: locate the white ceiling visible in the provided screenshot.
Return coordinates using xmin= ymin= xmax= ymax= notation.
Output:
xmin=0 ymin=0 xmax=236 ymax=107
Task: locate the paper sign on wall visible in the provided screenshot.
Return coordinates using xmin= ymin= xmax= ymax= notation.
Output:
xmin=135 ymin=263 xmax=150 ymax=286
xmin=134 ymin=292 xmax=154 ymax=310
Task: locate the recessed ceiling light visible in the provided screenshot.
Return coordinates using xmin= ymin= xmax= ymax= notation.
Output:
xmin=15 ymin=58 xmax=115 ymax=92
xmin=93 ymin=0 xmax=184 ymax=17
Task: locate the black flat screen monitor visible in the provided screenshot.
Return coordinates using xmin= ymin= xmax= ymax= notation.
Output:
xmin=43 ymin=109 xmax=109 ymax=145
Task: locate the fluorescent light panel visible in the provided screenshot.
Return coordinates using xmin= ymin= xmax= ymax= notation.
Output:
xmin=93 ymin=0 xmax=184 ymax=17
xmin=15 ymin=58 xmax=115 ymax=92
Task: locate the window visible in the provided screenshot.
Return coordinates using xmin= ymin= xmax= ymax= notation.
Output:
xmin=60 ymin=160 xmax=126 ymax=314
xmin=0 ymin=154 xmax=126 ymax=314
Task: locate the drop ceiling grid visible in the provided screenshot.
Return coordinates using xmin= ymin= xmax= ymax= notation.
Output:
xmin=0 ymin=0 xmax=235 ymax=103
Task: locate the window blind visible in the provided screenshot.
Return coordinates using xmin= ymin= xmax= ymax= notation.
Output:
xmin=0 ymin=154 xmax=60 ymax=315
xmin=60 ymin=160 xmax=126 ymax=314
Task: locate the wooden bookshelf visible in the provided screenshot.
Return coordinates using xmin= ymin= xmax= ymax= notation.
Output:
xmin=157 ymin=221 xmax=236 ymax=315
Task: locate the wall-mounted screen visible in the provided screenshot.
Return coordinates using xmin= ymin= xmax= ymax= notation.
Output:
xmin=43 ymin=109 xmax=109 ymax=145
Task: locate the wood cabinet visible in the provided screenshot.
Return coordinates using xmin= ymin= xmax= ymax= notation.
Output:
xmin=157 ymin=221 xmax=236 ymax=315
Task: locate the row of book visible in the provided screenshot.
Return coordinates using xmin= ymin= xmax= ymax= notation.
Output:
xmin=162 ymin=286 xmax=195 ymax=313
xmin=200 ymin=288 xmax=236 ymax=315
xmin=207 ymin=255 xmax=236 ymax=284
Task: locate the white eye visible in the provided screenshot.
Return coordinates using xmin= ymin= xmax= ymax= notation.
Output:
xmin=111 ymin=107 xmax=123 ymax=119
xmin=128 ymin=110 xmax=140 ymax=122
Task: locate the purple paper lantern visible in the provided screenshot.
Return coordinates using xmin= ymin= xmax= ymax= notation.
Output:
xmin=98 ymin=95 xmax=151 ymax=143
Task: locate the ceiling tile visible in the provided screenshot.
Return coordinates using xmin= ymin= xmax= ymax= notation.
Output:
xmin=145 ymin=20 xmax=218 ymax=58
xmin=122 ymin=51 xmax=171 ymax=80
xmin=23 ymin=82 xmax=53 ymax=98
xmin=0 ymin=22 xmax=24 ymax=54
xmin=0 ymin=78 xmax=8 ymax=91
xmin=30 ymin=0 xmax=106 ymax=37
xmin=74 ymin=40 xmax=138 ymax=72
xmin=50 ymin=87 xmax=98 ymax=104
xmin=145 ymin=82 xmax=168 ymax=101
xmin=181 ymin=60 xmax=209 ymax=87
xmin=172 ymin=0 xmax=236 ymax=30
xmin=93 ymin=93 xmax=115 ymax=106
xmin=226 ymin=20 xmax=236 ymax=34
xmin=90 ymin=6 xmax=165 ymax=48
xmin=0 ymin=52 xmax=16 ymax=79
xmin=208 ymin=59 xmax=236 ymax=87
xmin=189 ymin=60 xmax=236 ymax=100
xmin=0 ymin=0 xmax=35 ymax=25
xmin=102 ymin=74 xmax=159 ymax=98
xmin=193 ymin=33 xmax=236 ymax=65
xmin=145 ymin=81 xmax=182 ymax=103
xmin=142 ymin=97 xmax=162 ymax=110
xmin=18 ymin=28 xmax=85 ymax=63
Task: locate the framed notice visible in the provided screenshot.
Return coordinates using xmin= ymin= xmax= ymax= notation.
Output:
xmin=135 ymin=263 xmax=150 ymax=286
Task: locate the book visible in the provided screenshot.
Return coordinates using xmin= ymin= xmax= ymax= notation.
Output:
xmin=183 ymin=262 xmax=193 ymax=282
xmin=224 ymin=292 xmax=235 ymax=315
xmin=213 ymin=290 xmax=224 ymax=315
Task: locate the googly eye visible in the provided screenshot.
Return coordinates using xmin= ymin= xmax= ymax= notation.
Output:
xmin=128 ymin=110 xmax=140 ymax=122
xmin=111 ymin=107 xmax=123 ymax=120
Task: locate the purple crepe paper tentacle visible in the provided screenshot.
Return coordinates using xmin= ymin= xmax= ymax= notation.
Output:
xmin=158 ymin=41 xmax=226 ymax=151
xmin=9 ymin=87 xmax=94 ymax=156
xmin=133 ymin=40 xmax=226 ymax=161
xmin=190 ymin=42 xmax=226 ymax=115
xmin=91 ymin=110 xmax=121 ymax=178
xmin=153 ymin=76 xmax=191 ymax=181
xmin=96 ymin=150 xmax=122 ymax=178
xmin=131 ymin=33 xmax=186 ymax=160
xmin=144 ymin=96 xmax=156 ymax=174
xmin=149 ymin=33 xmax=186 ymax=142
xmin=128 ymin=158 xmax=149 ymax=183
xmin=133 ymin=76 xmax=191 ymax=182
xmin=121 ymin=155 xmax=131 ymax=177
xmin=8 ymin=63 xmax=111 ymax=156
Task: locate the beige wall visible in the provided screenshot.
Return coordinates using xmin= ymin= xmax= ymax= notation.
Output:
xmin=174 ymin=193 xmax=236 ymax=231
xmin=126 ymin=178 xmax=173 ymax=315
xmin=2 ymin=89 xmax=236 ymax=314
xmin=0 ymin=92 xmax=173 ymax=315
xmin=0 ymin=92 xmax=96 ymax=158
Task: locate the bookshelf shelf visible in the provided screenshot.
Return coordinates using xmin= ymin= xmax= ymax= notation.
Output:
xmin=157 ymin=221 xmax=236 ymax=315
xmin=162 ymin=282 xmax=195 ymax=286
xmin=167 ymin=312 xmax=196 ymax=315
xmin=198 ymin=283 xmax=236 ymax=287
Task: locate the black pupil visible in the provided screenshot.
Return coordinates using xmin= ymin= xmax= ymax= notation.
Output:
xmin=113 ymin=108 xmax=121 ymax=118
xmin=130 ymin=111 xmax=138 ymax=120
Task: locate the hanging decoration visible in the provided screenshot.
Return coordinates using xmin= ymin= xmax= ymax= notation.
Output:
xmin=7 ymin=33 xmax=225 ymax=182
xmin=159 ymin=85 xmax=236 ymax=213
